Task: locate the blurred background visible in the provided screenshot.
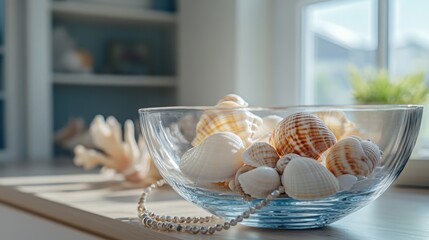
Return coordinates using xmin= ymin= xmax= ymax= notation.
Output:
xmin=0 ymin=0 xmax=427 ymax=162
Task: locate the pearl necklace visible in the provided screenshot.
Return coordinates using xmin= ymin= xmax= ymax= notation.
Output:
xmin=137 ymin=179 xmax=283 ymax=234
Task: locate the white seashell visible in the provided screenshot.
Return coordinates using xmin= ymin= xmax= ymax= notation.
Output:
xmin=275 ymin=153 xmax=300 ymax=174
xmin=253 ymin=115 xmax=283 ymax=141
xmin=325 ymin=136 xmax=382 ymax=177
xmin=242 ymin=142 xmax=279 ymax=167
xmin=282 ymin=156 xmax=339 ymax=200
xmin=180 ymin=132 xmax=244 ymax=183
xmin=192 ymin=101 xmax=262 ymax=146
xmin=238 ymin=166 xmax=281 ymax=199
xmin=337 ymin=174 xmax=358 ymax=191
xmin=269 ymin=112 xmax=336 ymax=160
xmin=217 ymin=94 xmax=248 ymax=107
xmin=233 ymin=165 xmax=256 ymax=199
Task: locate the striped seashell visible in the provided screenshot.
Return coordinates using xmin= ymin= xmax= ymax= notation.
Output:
xmin=192 ymin=101 xmax=262 ymax=146
xmin=238 ymin=166 xmax=281 ymax=199
xmin=217 ymin=94 xmax=248 ymax=107
xmin=275 ymin=153 xmax=300 ymax=174
xmin=180 ymin=132 xmax=244 ymax=183
xmin=282 ymin=156 xmax=339 ymax=200
xmin=314 ymin=111 xmax=360 ymax=140
xmin=253 ymin=115 xmax=283 ymax=141
xmin=269 ymin=112 xmax=337 ymax=159
xmin=242 ymin=142 xmax=280 ymax=168
xmin=325 ymin=136 xmax=382 ymax=177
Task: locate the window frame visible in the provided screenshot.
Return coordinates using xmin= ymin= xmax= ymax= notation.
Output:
xmin=273 ymin=0 xmax=429 ymax=186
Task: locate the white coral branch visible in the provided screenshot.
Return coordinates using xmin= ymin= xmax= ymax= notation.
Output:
xmin=73 ymin=115 xmax=160 ymax=183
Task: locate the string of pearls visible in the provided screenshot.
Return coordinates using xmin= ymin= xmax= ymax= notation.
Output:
xmin=137 ymin=179 xmax=283 ymax=235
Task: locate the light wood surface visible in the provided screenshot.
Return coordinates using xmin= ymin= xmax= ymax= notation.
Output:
xmin=0 ymin=203 xmax=102 ymax=240
xmin=0 ymin=167 xmax=428 ymax=240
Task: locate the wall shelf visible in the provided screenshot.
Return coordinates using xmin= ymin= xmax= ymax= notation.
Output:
xmin=52 ymin=1 xmax=176 ymax=24
xmin=53 ymin=73 xmax=176 ymax=87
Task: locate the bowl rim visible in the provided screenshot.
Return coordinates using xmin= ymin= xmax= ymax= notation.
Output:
xmin=139 ymin=104 xmax=423 ymax=113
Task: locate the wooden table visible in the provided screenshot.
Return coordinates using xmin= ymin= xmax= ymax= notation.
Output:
xmin=0 ymin=163 xmax=428 ymax=240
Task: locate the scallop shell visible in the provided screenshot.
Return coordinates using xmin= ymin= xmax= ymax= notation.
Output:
xmin=253 ymin=115 xmax=283 ymax=141
xmin=275 ymin=153 xmax=300 ymax=174
xmin=242 ymin=142 xmax=279 ymax=167
xmin=192 ymin=101 xmax=262 ymax=146
xmin=325 ymin=136 xmax=382 ymax=177
xmin=282 ymin=156 xmax=339 ymax=200
xmin=180 ymin=132 xmax=244 ymax=183
xmin=269 ymin=112 xmax=336 ymax=159
xmin=217 ymin=94 xmax=248 ymax=107
xmin=314 ymin=111 xmax=360 ymax=140
xmin=238 ymin=166 xmax=281 ymax=199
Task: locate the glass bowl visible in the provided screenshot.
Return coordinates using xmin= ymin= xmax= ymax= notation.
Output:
xmin=139 ymin=105 xmax=423 ymax=229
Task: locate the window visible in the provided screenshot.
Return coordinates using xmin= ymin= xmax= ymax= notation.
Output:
xmin=302 ymin=0 xmax=429 ymax=158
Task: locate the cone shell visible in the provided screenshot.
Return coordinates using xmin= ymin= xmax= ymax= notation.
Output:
xmin=282 ymin=156 xmax=339 ymax=200
xmin=253 ymin=115 xmax=283 ymax=141
xmin=269 ymin=112 xmax=337 ymax=159
xmin=314 ymin=111 xmax=360 ymax=140
xmin=180 ymin=132 xmax=244 ymax=183
xmin=192 ymin=101 xmax=262 ymax=146
xmin=237 ymin=166 xmax=281 ymax=199
xmin=325 ymin=136 xmax=382 ymax=177
xmin=217 ymin=94 xmax=248 ymax=107
xmin=242 ymin=142 xmax=280 ymax=168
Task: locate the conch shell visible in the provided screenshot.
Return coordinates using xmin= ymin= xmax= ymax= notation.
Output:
xmin=192 ymin=100 xmax=262 ymax=147
xmin=237 ymin=166 xmax=281 ymax=199
xmin=325 ymin=136 xmax=382 ymax=177
xmin=282 ymin=156 xmax=339 ymax=200
xmin=180 ymin=132 xmax=244 ymax=183
xmin=242 ymin=142 xmax=279 ymax=168
xmin=269 ymin=112 xmax=336 ymax=159
xmin=314 ymin=111 xmax=360 ymax=140
xmin=217 ymin=93 xmax=248 ymax=107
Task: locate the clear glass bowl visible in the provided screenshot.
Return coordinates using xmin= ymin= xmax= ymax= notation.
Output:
xmin=139 ymin=105 xmax=423 ymax=229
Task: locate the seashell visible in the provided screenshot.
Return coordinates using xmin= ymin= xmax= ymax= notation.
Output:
xmin=275 ymin=153 xmax=300 ymax=174
xmin=242 ymin=142 xmax=279 ymax=168
xmin=282 ymin=156 xmax=339 ymax=200
xmin=253 ymin=115 xmax=283 ymax=141
xmin=325 ymin=136 xmax=382 ymax=177
xmin=192 ymin=101 xmax=262 ymax=146
xmin=337 ymin=174 xmax=358 ymax=191
xmin=233 ymin=165 xmax=255 ymax=199
xmin=314 ymin=111 xmax=360 ymax=140
xmin=217 ymin=94 xmax=248 ymax=107
xmin=180 ymin=132 xmax=244 ymax=183
xmin=237 ymin=166 xmax=281 ymax=199
xmin=269 ymin=112 xmax=337 ymax=159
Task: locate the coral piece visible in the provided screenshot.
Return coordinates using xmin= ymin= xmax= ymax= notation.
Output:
xmin=73 ymin=115 xmax=160 ymax=183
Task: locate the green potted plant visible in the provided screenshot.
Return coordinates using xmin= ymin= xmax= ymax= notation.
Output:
xmin=349 ymin=67 xmax=429 ymax=104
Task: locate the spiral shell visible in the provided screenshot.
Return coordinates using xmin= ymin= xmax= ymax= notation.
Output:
xmin=282 ymin=156 xmax=339 ymax=200
xmin=231 ymin=165 xmax=255 ymax=199
xmin=180 ymin=132 xmax=244 ymax=183
xmin=242 ymin=142 xmax=280 ymax=168
xmin=314 ymin=111 xmax=360 ymax=140
xmin=192 ymin=101 xmax=262 ymax=146
xmin=237 ymin=166 xmax=281 ymax=199
xmin=217 ymin=94 xmax=248 ymax=107
xmin=325 ymin=136 xmax=382 ymax=177
xmin=269 ymin=112 xmax=337 ymax=159
xmin=275 ymin=153 xmax=300 ymax=174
